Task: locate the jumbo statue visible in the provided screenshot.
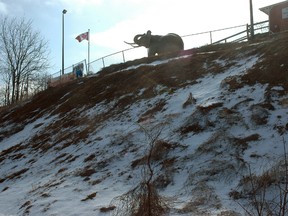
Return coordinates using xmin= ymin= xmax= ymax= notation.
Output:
xmin=125 ymin=30 xmax=184 ymax=57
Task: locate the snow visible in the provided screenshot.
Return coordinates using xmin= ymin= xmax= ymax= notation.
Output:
xmin=123 ymin=54 xmax=193 ymax=71
xmin=0 ymin=46 xmax=288 ymax=215
xmin=0 ymin=114 xmax=58 ymax=152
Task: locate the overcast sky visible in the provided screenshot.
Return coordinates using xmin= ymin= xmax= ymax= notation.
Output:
xmin=0 ymin=0 xmax=282 ymax=75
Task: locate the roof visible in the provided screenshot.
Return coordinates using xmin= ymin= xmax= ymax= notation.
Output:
xmin=259 ymin=0 xmax=288 ymax=15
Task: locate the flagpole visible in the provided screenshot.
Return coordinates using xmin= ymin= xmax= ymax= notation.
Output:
xmin=88 ymin=29 xmax=90 ymax=74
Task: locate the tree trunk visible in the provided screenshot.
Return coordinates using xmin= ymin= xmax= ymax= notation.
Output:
xmin=11 ymin=74 xmax=16 ymax=104
xmin=5 ymin=83 xmax=9 ymax=105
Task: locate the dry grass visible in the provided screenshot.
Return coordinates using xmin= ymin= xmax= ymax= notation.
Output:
xmin=112 ymin=127 xmax=172 ymax=216
xmin=180 ymin=123 xmax=204 ymax=135
xmin=84 ymin=154 xmax=96 ymax=162
xmin=232 ymin=134 xmax=260 ymax=152
xmin=0 ymin=143 xmax=26 ymax=163
xmin=182 ymin=92 xmax=196 ymax=108
xmin=180 ymin=181 xmax=222 ymax=214
xmin=0 ymin=31 xmax=287 ymax=126
xmin=230 ymin=141 xmax=288 ymax=216
xmin=77 ymin=166 xmax=96 ymax=178
xmin=100 ymin=205 xmax=116 ymax=212
xmin=131 ymin=140 xmax=182 ymax=169
xmin=57 ymin=167 xmax=68 ymax=174
xmin=112 ymin=182 xmax=169 ymax=216
xmin=81 ymin=192 xmax=97 ymax=201
xmin=0 ymin=168 xmax=29 ymax=183
xmin=20 ymin=200 xmax=32 ymax=215
xmin=138 ymin=100 xmax=166 ymax=123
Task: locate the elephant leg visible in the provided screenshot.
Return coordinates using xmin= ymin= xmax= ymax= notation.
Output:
xmin=148 ymin=47 xmax=157 ymax=57
xmin=148 ymin=49 xmax=153 ymax=57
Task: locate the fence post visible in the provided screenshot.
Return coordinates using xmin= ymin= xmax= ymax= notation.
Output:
xmin=246 ymin=24 xmax=250 ymax=41
xmin=122 ymin=51 xmax=125 ymax=63
xmin=210 ymin=31 xmax=212 ymax=44
xmin=83 ymin=59 xmax=87 ymax=75
xmin=102 ymin=57 xmax=105 ymax=68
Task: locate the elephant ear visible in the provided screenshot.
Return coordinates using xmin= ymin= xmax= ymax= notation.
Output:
xmin=145 ymin=30 xmax=152 ymax=46
xmin=146 ymin=30 xmax=152 ymax=37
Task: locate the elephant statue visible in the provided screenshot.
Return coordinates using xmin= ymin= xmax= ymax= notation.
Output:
xmin=125 ymin=30 xmax=184 ymax=57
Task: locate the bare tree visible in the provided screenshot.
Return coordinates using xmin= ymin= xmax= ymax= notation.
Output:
xmin=0 ymin=17 xmax=50 ymax=105
xmin=112 ymin=125 xmax=169 ymax=216
xmin=0 ymin=69 xmax=11 ymax=105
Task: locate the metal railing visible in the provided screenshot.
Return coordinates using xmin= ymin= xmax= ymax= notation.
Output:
xmin=48 ymin=59 xmax=87 ymax=87
xmin=212 ymin=20 xmax=269 ymax=44
xmin=89 ymin=47 xmax=142 ymax=74
xmin=50 ymin=20 xmax=270 ymax=79
xmin=50 ymin=59 xmax=87 ymax=78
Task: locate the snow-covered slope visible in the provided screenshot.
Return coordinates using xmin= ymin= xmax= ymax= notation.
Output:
xmin=1 ymin=33 xmax=288 ymax=216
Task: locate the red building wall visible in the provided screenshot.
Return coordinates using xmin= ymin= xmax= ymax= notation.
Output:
xmin=269 ymin=2 xmax=288 ymax=32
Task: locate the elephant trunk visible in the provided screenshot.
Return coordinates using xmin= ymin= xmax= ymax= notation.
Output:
xmin=124 ymin=34 xmax=144 ymax=47
xmin=133 ymin=34 xmax=144 ymax=44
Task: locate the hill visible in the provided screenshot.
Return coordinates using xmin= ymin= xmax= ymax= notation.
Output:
xmin=0 ymin=32 xmax=288 ymax=216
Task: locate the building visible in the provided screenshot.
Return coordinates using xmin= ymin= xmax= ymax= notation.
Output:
xmin=260 ymin=0 xmax=288 ymax=33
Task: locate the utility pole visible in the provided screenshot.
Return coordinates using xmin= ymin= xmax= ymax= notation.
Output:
xmin=62 ymin=9 xmax=67 ymax=75
xmin=249 ymin=0 xmax=255 ymax=40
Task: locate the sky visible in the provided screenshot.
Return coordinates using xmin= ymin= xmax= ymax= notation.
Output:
xmin=0 ymin=0 xmax=283 ymax=75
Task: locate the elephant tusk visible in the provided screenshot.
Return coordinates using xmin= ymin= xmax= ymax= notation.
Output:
xmin=124 ymin=41 xmax=140 ymax=48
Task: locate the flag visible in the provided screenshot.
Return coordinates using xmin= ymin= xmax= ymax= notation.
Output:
xmin=75 ymin=32 xmax=89 ymax=42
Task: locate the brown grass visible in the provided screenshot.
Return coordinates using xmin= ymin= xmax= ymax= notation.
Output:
xmin=197 ymin=102 xmax=224 ymax=114
xmin=0 ymin=168 xmax=29 ymax=183
xmin=138 ymin=100 xmax=166 ymax=123
xmin=180 ymin=123 xmax=204 ymax=135
xmin=84 ymin=154 xmax=96 ymax=162
xmin=81 ymin=192 xmax=97 ymax=201
xmin=77 ymin=166 xmax=96 ymax=178
xmin=0 ymin=32 xmax=287 ymax=129
xmin=233 ymin=134 xmax=260 ymax=151
xmin=131 ymin=140 xmax=181 ymax=169
xmin=112 ymin=182 xmax=169 ymax=216
xmin=100 ymin=205 xmax=116 ymax=212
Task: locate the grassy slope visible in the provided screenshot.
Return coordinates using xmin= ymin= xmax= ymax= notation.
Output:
xmin=0 ymin=32 xmax=288 ymax=215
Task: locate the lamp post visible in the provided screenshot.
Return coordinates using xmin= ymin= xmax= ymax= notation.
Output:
xmin=62 ymin=9 xmax=67 ymax=75
xmin=249 ymin=0 xmax=254 ymax=40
